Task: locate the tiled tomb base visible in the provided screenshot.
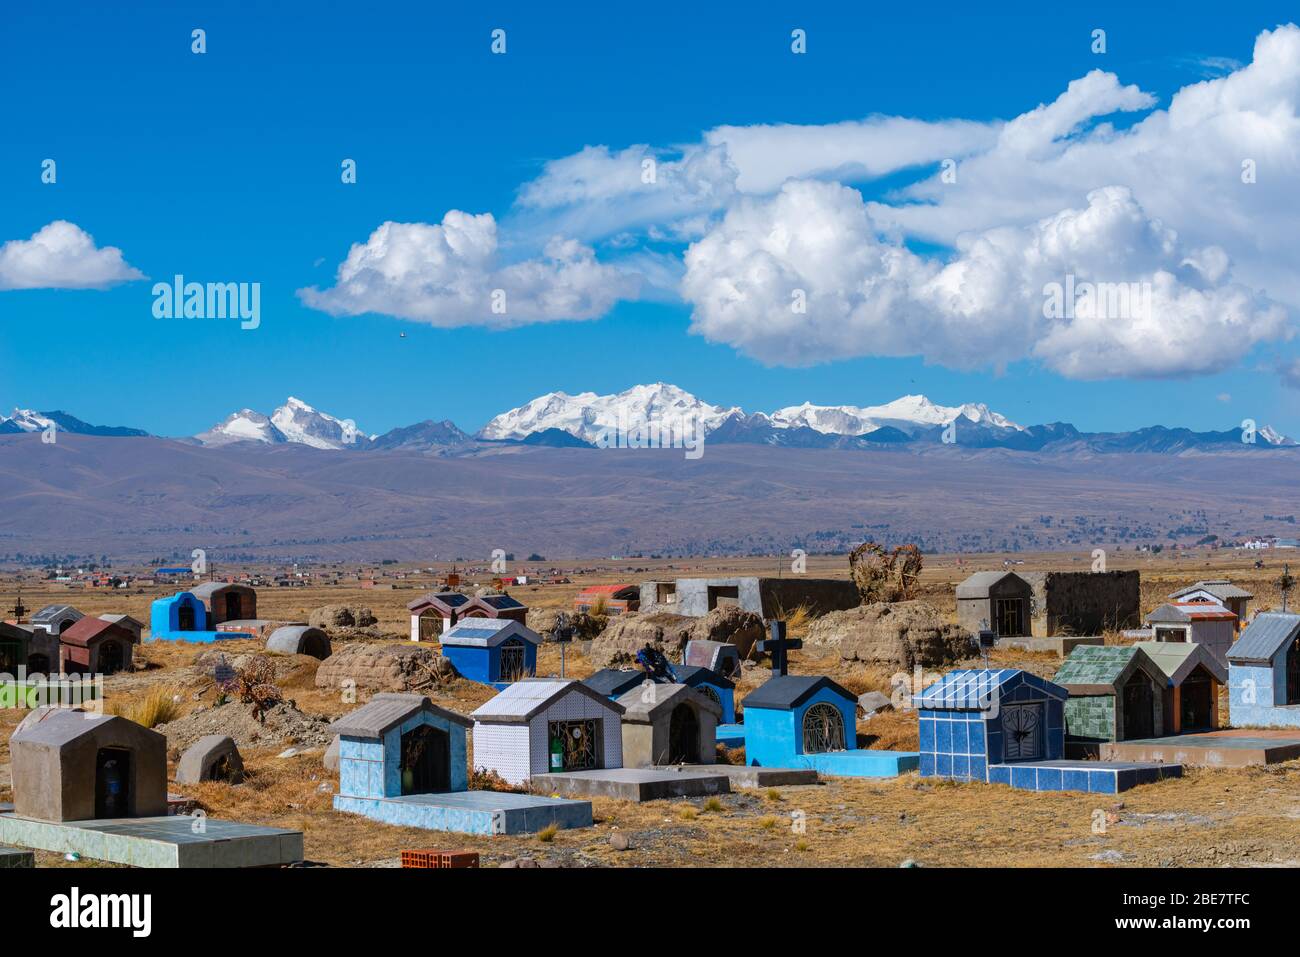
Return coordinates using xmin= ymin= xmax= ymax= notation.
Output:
xmin=757 ymin=749 xmax=920 ymax=778
xmin=531 ymin=768 xmax=731 ymax=802
xmin=1101 ymin=729 xmax=1300 ymax=767
xmin=652 ymin=764 xmax=819 ymax=787
xmin=920 ymin=755 xmax=1182 ymax=793
xmin=0 ymin=813 xmax=303 ymax=867
xmin=333 ymin=790 xmax=592 ymax=834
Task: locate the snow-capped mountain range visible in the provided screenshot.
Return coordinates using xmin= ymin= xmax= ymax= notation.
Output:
xmin=3 ymin=385 xmax=1295 ymax=453
xmin=193 ymin=398 xmax=374 ymax=450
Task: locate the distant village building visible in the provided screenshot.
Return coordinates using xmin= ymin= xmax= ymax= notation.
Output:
xmin=955 ymin=572 xmax=1032 ymax=637
xmin=638 ymin=576 xmax=858 ymax=620
xmin=1143 ymin=602 xmax=1237 ymax=666
xmin=573 ymin=584 xmax=639 ymax=616
xmin=1168 ymin=580 xmax=1253 ymax=631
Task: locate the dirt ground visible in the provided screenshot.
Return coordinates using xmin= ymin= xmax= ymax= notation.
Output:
xmin=2 ymin=548 xmax=1297 ymax=868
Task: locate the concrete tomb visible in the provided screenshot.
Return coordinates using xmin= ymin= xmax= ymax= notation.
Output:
xmin=617 ymin=682 xmax=721 ymax=767
xmin=189 ymin=582 xmax=258 ymax=627
xmin=58 ymin=617 xmax=134 ymax=676
xmin=956 ymin=572 xmax=1032 ymax=638
xmin=332 ymin=691 xmax=591 ymax=834
xmin=916 ymin=668 xmax=1181 ymax=793
xmin=175 ymin=734 xmax=244 ymax=785
xmin=0 ymin=709 xmax=301 ymax=866
xmin=531 ymin=767 xmax=731 ymax=802
xmin=1131 ymin=640 xmax=1226 ymax=734
xmin=9 ymin=709 xmax=168 ymax=821
xmin=1227 ymin=612 xmax=1300 ymax=729
xmin=1054 ymin=645 xmax=1170 ymax=756
xmin=265 ymin=624 xmax=332 ymax=660
xmin=742 ymin=675 xmax=919 ymax=777
xmin=638 ymin=576 xmax=859 ymax=619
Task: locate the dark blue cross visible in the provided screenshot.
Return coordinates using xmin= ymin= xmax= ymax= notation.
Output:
xmin=757 ymin=620 xmax=802 ymax=676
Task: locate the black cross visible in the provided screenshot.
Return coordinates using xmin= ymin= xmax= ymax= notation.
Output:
xmin=8 ymin=594 xmax=25 ymax=620
xmin=757 ymin=620 xmax=802 ymax=676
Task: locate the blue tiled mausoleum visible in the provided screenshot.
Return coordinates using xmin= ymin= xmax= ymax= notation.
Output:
xmin=915 ymin=669 xmax=1182 ymax=793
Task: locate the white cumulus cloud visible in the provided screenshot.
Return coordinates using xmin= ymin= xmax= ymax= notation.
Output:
xmin=0 ymin=221 xmax=144 ymax=291
xmin=682 ymin=180 xmax=1288 ymax=378
xmin=298 ymin=212 xmax=638 ymax=328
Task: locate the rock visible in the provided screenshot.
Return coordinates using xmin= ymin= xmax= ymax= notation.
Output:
xmin=609 ymin=832 xmax=631 ymax=851
xmin=858 ymin=691 xmax=893 ymax=716
xmin=899 ymin=858 xmax=920 ymax=868
xmin=308 ymin=605 xmax=378 ymax=630
xmin=804 ymin=601 xmax=974 ymax=669
xmin=527 ymin=609 xmax=606 ymax=643
xmin=1090 ymin=849 xmax=1127 ymax=863
xmin=501 ymin=858 xmax=539 ymax=868
xmin=588 ymin=606 xmax=764 ymax=668
xmin=315 ymin=643 xmax=457 ymax=692
xmin=175 ymin=735 xmax=244 ymax=784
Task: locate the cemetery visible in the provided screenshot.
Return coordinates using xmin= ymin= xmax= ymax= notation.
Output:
xmin=0 ymin=554 xmax=1298 ymax=870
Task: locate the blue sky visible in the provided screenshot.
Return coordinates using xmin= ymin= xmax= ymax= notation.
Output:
xmin=1 ymin=1 xmax=1297 ymax=437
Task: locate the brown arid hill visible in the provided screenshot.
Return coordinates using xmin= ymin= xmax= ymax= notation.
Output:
xmin=1 ymin=433 xmax=1298 ymax=561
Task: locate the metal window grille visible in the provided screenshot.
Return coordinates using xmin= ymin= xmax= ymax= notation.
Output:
xmin=549 ymin=719 xmax=598 ymax=771
xmin=802 ymin=703 xmax=846 ymax=753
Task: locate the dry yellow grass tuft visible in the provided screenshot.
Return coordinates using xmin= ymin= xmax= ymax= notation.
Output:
xmin=535 ymin=822 xmax=559 ymax=843
xmin=108 ymin=684 xmax=183 ymax=728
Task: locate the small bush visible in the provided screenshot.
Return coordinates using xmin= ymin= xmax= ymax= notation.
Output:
xmin=536 ymin=822 xmax=559 ymax=842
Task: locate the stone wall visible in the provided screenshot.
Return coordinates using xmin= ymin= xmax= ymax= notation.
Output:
xmin=1021 ymin=571 xmax=1140 ymax=636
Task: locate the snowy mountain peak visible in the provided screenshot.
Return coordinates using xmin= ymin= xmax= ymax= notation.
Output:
xmin=195 ymin=399 xmax=370 ymax=449
xmin=478 ymin=382 xmax=741 ymax=442
xmin=770 ymin=394 xmax=1024 ymax=437
xmin=4 ymin=408 xmax=55 ymax=432
xmin=194 ymin=409 xmax=286 ymax=447
xmin=1259 ymin=425 xmax=1292 ymax=446
xmin=271 ymin=397 xmax=370 ymax=450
